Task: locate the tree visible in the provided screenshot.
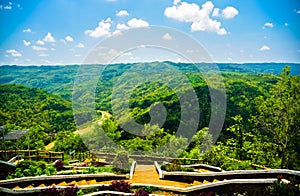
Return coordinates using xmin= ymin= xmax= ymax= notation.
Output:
xmin=254 ymin=66 xmax=300 ymax=169
xmin=53 ymin=131 xmax=88 ymax=153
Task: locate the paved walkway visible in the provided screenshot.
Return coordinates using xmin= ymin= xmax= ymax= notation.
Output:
xmin=130 ymin=164 xmax=192 ymax=188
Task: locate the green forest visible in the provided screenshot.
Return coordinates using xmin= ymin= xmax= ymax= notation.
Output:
xmin=0 ymin=63 xmax=299 ymax=171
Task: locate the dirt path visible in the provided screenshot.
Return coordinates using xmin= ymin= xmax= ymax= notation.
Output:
xmin=45 ymin=110 xmax=111 ymax=150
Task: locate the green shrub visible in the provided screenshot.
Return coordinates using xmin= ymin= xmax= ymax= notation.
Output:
xmin=44 ymin=166 xmax=57 ymax=176
xmin=161 ymin=163 xmax=194 ymax=172
xmin=88 ymin=166 xmax=96 ymax=174
xmin=8 ymin=160 xmax=57 ymax=178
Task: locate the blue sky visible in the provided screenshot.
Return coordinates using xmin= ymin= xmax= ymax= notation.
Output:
xmin=0 ymin=0 xmax=299 ymax=65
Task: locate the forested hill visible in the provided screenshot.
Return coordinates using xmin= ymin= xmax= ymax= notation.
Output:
xmin=0 ymin=65 xmax=78 ymax=100
xmin=0 ymin=84 xmax=75 ymax=133
xmin=0 ymin=63 xmax=299 ymax=100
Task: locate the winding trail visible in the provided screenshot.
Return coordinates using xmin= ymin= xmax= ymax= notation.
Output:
xmin=45 ymin=110 xmax=111 ymax=150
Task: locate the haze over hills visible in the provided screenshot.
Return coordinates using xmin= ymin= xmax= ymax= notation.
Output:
xmin=0 ymin=62 xmax=299 ymax=99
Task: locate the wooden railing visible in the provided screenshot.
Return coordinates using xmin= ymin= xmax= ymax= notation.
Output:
xmin=0 ymin=150 xmax=64 ymax=162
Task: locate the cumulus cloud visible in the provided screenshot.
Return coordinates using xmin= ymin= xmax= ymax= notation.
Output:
xmin=221 ymin=7 xmax=239 ymax=19
xmin=115 ymin=18 xmax=149 ymax=32
xmin=6 ymin=49 xmax=22 ymax=57
xmin=85 ymin=18 xmax=112 ymax=38
xmin=65 ymin=36 xmax=73 ymax=42
xmin=36 ymin=40 xmax=45 ymax=45
xmin=23 ymin=40 xmax=31 ymax=46
xmin=43 ymin=32 xmax=56 ymax=42
xmin=212 ymin=7 xmax=238 ymax=19
xmin=23 ymin=28 xmax=32 ymax=33
xmin=31 ymin=45 xmax=47 ymax=51
xmin=164 ymin=1 xmax=236 ymax=35
xmin=116 ymin=10 xmax=129 ymax=17
xmin=162 ymin=33 xmax=172 ymax=40
xmin=76 ymin=42 xmax=85 ymax=48
xmin=127 ymin=18 xmax=149 ymax=28
xmin=264 ymin=22 xmax=274 ymax=28
xmin=284 ymin=22 xmax=289 ymax=26
xmin=260 ymin=45 xmax=270 ymax=51
xmin=116 ymin=23 xmax=129 ymax=30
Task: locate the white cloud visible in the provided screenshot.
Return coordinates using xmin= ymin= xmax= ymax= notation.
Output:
xmin=127 ymin=18 xmax=149 ymax=28
xmin=38 ymin=53 xmax=49 ymax=57
xmin=116 ymin=10 xmax=129 ymax=17
xmin=31 ymin=45 xmax=47 ymax=51
xmin=23 ymin=40 xmax=31 ymax=46
xmin=297 ymin=10 xmax=300 ymax=14
xmin=65 ymin=36 xmax=73 ymax=42
xmin=162 ymin=33 xmax=172 ymax=40
xmin=260 ymin=45 xmax=270 ymax=51
xmin=284 ymin=22 xmax=289 ymax=26
xmin=43 ymin=32 xmax=56 ymax=42
xmin=221 ymin=7 xmax=239 ymax=19
xmin=75 ymin=42 xmax=85 ymax=48
xmin=116 ymin=23 xmax=129 ymax=30
xmin=36 ymin=40 xmax=45 ymax=45
xmin=85 ymin=18 xmax=112 ymax=38
xmin=212 ymin=6 xmax=238 ymax=19
xmin=164 ymin=1 xmax=233 ymax=35
xmin=23 ymin=28 xmax=32 ymax=33
xmin=6 ymin=49 xmax=22 ymax=57
xmin=264 ymin=22 xmax=274 ymax=28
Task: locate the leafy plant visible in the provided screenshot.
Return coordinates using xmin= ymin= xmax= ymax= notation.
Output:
xmin=44 ymin=166 xmax=57 ymax=176
xmin=8 ymin=160 xmax=57 ymax=178
xmin=266 ymin=175 xmax=300 ymax=196
xmin=109 ymin=180 xmax=131 ymax=193
xmin=40 ymin=185 xmax=80 ymax=196
xmin=64 ymin=185 xmax=79 ymax=196
xmin=54 ymin=160 xmax=64 ymax=171
xmin=39 ymin=186 xmax=62 ymax=196
xmin=88 ymin=166 xmax=96 ymax=174
xmin=139 ymin=186 xmax=158 ymax=194
xmin=134 ymin=188 xmax=149 ymax=196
